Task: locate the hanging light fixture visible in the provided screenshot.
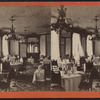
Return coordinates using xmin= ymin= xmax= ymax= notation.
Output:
xmin=51 ymin=5 xmax=72 ymax=33
xmin=19 ymin=27 xmax=28 ymax=43
xmin=89 ymin=16 xmax=100 ymax=40
xmin=5 ymin=16 xmax=20 ymax=41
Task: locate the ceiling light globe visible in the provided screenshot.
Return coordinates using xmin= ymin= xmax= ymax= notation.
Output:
xmin=92 ymin=34 xmax=96 ymax=38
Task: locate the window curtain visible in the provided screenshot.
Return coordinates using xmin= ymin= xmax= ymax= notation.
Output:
xmin=87 ymin=35 xmax=93 ymax=56
xmin=34 ymin=45 xmax=39 ymax=53
xmin=40 ymin=35 xmax=46 ymax=56
xmin=27 ymin=44 xmax=39 ymax=53
xmin=2 ymin=35 xmax=9 ymax=56
xmin=72 ymin=33 xmax=84 ymax=64
xmin=51 ymin=30 xmax=60 ymax=61
xmin=27 ymin=44 xmax=34 ymax=53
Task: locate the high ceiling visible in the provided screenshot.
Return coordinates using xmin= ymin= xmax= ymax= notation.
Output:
xmin=0 ymin=5 xmax=51 ymax=36
xmin=51 ymin=5 xmax=100 ymax=34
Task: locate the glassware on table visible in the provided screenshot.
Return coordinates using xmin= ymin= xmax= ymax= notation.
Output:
xmin=72 ymin=66 xmax=77 ymax=74
xmin=60 ymin=70 xmax=65 ymax=76
xmin=67 ymin=70 xmax=72 ymax=76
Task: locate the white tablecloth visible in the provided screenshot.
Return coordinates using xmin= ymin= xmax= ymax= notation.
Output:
xmin=93 ymin=64 xmax=100 ymax=73
xmin=61 ymin=71 xmax=85 ymax=91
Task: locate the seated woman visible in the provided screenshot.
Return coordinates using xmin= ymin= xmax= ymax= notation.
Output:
xmin=32 ymin=65 xmax=45 ymax=90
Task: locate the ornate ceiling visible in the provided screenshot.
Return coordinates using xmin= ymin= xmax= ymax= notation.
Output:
xmin=51 ymin=5 xmax=100 ymax=35
xmin=0 ymin=5 xmax=51 ymax=36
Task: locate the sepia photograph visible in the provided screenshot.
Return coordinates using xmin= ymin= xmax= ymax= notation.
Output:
xmin=0 ymin=5 xmax=51 ymax=91
xmin=51 ymin=5 xmax=100 ymax=91
xmin=0 ymin=3 xmax=100 ymax=93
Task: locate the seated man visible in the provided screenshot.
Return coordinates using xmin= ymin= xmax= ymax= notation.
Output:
xmin=51 ymin=65 xmax=61 ymax=85
xmin=32 ymin=65 xmax=45 ymax=90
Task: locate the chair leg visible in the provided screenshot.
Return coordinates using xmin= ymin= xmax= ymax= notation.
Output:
xmin=6 ymin=87 xmax=10 ymax=92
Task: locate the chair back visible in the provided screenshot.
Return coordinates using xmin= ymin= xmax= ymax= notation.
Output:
xmin=90 ymin=68 xmax=99 ymax=81
xmin=52 ymin=60 xmax=58 ymax=66
xmin=51 ymin=65 xmax=61 ymax=85
xmin=6 ymin=69 xmax=16 ymax=89
xmin=36 ymin=69 xmax=45 ymax=81
xmin=7 ymin=68 xmax=16 ymax=80
xmin=2 ymin=61 xmax=10 ymax=72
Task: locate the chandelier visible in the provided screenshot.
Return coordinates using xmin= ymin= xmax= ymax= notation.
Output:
xmin=19 ymin=27 xmax=28 ymax=43
xmin=5 ymin=16 xmax=20 ymax=40
xmin=89 ymin=16 xmax=100 ymax=40
xmin=51 ymin=5 xmax=72 ymax=33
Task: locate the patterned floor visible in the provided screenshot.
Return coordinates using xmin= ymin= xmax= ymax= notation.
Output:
xmin=0 ymin=64 xmax=99 ymax=91
xmin=0 ymin=64 xmax=51 ymax=92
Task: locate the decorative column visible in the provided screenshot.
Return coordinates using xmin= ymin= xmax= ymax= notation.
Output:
xmin=70 ymin=32 xmax=73 ymax=58
xmin=93 ymin=41 xmax=95 ymax=55
xmin=59 ymin=29 xmax=61 ymax=58
xmin=64 ymin=38 xmax=66 ymax=56
xmin=85 ymin=35 xmax=87 ymax=56
xmin=40 ymin=35 xmax=46 ymax=56
xmin=1 ymin=37 xmax=3 ymax=56
xmin=51 ymin=30 xmax=60 ymax=60
xmin=38 ymin=36 xmax=40 ymax=56
xmin=19 ymin=42 xmax=20 ymax=58
xmin=45 ymin=35 xmax=47 ymax=57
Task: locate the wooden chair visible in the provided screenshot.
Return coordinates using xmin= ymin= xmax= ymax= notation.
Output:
xmin=51 ymin=66 xmax=65 ymax=91
xmin=33 ymin=67 xmax=45 ymax=91
xmin=44 ymin=63 xmax=51 ymax=90
xmin=18 ymin=57 xmax=27 ymax=73
xmin=0 ymin=68 xmax=16 ymax=91
xmin=92 ymin=79 xmax=100 ymax=91
xmin=2 ymin=61 xmax=10 ymax=74
xmin=78 ymin=67 xmax=99 ymax=91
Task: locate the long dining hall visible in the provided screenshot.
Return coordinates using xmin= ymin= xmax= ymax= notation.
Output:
xmin=0 ymin=5 xmax=99 ymax=92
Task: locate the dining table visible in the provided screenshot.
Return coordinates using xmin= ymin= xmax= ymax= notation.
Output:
xmin=59 ymin=62 xmax=73 ymax=70
xmin=10 ymin=62 xmax=23 ymax=75
xmin=93 ymin=63 xmax=100 ymax=73
xmin=61 ymin=71 xmax=85 ymax=91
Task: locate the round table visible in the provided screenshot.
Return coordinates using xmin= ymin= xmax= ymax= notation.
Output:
xmin=61 ymin=71 xmax=85 ymax=91
xmin=10 ymin=62 xmax=23 ymax=74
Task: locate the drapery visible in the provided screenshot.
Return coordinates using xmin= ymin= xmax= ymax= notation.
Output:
xmin=34 ymin=45 xmax=39 ymax=53
xmin=51 ymin=30 xmax=60 ymax=60
xmin=40 ymin=35 xmax=46 ymax=56
xmin=27 ymin=44 xmax=34 ymax=53
xmin=2 ymin=35 xmax=9 ymax=56
xmin=27 ymin=44 xmax=39 ymax=53
xmin=72 ymin=33 xmax=84 ymax=64
xmin=87 ymin=35 xmax=93 ymax=56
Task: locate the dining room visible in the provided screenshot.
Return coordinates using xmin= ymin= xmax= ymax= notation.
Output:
xmin=51 ymin=5 xmax=100 ymax=91
xmin=0 ymin=5 xmax=51 ymax=91
xmin=0 ymin=4 xmax=100 ymax=92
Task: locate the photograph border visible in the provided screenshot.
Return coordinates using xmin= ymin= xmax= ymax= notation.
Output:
xmin=0 ymin=1 xmax=100 ymax=98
